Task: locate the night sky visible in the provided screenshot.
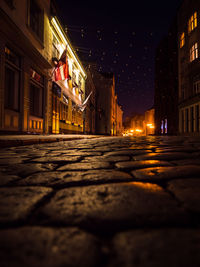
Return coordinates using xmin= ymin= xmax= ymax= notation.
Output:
xmin=55 ymin=0 xmax=182 ymax=119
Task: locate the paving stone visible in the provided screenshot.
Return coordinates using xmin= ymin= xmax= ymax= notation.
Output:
xmin=132 ymin=165 xmax=200 ymax=181
xmin=133 ymin=152 xmax=197 ymax=161
xmin=60 ymin=151 xmax=102 ymax=156
xmin=1 ymin=163 xmax=56 ymax=177
xmin=155 ymin=147 xmax=199 ymax=153
xmin=16 ymin=171 xmax=71 ymax=187
xmin=109 ymin=229 xmax=200 ymax=267
xmin=29 ymin=155 xmax=81 ymax=163
xmin=0 ymin=157 xmax=29 ymax=165
xmin=57 ymin=161 xmax=111 ymax=171
xmin=105 ymin=150 xmax=151 ymax=157
xmin=167 ymin=179 xmax=200 ymax=213
xmin=81 ymin=155 xmax=130 ymax=163
xmin=0 ymin=187 xmax=52 ymax=223
xmin=40 ymin=182 xmax=188 ymax=229
xmin=171 ymin=158 xmax=200 ymax=166
xmin=0 ymin=227 xmax=100 ymax=267
xmin=115 ymin=160 xmax=173 ymax=170
xmin=17 ymin=170 xmax=133 ymax=187
xmin=0 ymin=172 xmax=21 ymax=186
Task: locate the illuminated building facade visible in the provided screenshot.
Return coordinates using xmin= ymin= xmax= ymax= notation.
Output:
xmin=145 ymin=107 xmax=155 ymax=135
xmin=50 ymin=15 xmax=86 ymax=134
xmin=178 ymin=0 xmax=200 ymax=135
xmin=0 ymin=0 xmax=86 ymax=134
xmin=130 ymin=114 xmax=145 ymax=134
xmin=0 ymin=0 xmax=52 ymax=134
xmin=116 ymin=102 xmax=123 ymax=136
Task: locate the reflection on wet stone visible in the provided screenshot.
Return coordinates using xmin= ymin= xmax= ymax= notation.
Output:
xmin=0 ymin=136 xmax=200 ymax=266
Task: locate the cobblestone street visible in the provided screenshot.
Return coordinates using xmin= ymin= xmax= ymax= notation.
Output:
xmin=0 ymin=136 xmax=200 ymax=267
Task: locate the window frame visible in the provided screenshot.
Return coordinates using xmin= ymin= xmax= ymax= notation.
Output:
xmin=29 ymin=69 xmax=44 ymax=118
xmin=4 ymin=47 xmax=21 ymax=112
xmin=190 ymin=43 xmax=198 ymax=62
xmin=27 ymin=0 xmax=44 ymax=43
xmin=188 ymin=12 xmax=197 ymax=33
xmin=180 ymin=32 xmax=185 ymax=48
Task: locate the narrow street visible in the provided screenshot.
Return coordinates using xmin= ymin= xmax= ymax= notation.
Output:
xmin=0 ymin=136 xmax=200 ymax=266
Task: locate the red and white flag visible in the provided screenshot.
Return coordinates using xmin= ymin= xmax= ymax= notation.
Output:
xmin=54 ymin=49 xmax=69 ymax=81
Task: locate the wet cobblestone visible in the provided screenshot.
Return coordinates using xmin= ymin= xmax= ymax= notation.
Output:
xmin=0 ymin=136 xmax=200 ymax=267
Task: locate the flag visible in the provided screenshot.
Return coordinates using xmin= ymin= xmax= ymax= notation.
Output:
xmin=54 ymin=49 xmax=69 ymax=81
xmin=78 ymin=91 xmax=93 ymax=112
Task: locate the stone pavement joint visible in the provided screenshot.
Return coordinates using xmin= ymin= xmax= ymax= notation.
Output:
xmin=0 ymin=136 xmax=200 ymax=267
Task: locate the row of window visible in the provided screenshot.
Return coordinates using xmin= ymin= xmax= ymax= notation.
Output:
xmin=5 ymin=46 xmax=44 ymax=118
xmin=180 ymin=105 xmax=200 ymax=133
xmin=52 ymin=34 xmax=83 ymax=89
xmin=180 ymin=79 xmax=200 ymax=101
xmin=180 ymin=12 xmax=198 ymax=49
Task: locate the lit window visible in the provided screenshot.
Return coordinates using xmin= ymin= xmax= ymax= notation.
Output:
xmin=52 ymin=34 xmax=60 ymax=59
xmin=190 ymin=43 xmax=198 ymax=62
xmin=72 ymin=65 xmax=76 ymax=85
xmin=188 ymin=12 xmax=197 ymax=33
xmin=180 ymin=32 xmax=185 ymax=48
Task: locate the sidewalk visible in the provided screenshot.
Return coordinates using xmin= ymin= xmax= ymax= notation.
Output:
xmin=0 ymin=134 xmax=100 ymax=148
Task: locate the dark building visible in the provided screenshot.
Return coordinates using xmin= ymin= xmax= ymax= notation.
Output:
xmin=84 ymin=65 xmax=96 ymax=134
xmin=85 ymin=64 xmax=119 ymax=135
xmin=178 ymin=0 xmax=200 ymax=135
xmin=154 ymin=19 xmax=179 ymax=135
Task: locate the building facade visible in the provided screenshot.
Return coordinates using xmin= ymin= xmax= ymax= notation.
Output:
xmin=145 ymin=107 xmax=155 ymax=135
xmin=0 ymin=0 xmax=52 ymax=134
xmin=130 ymin=114 xmax=145 ymax=135
xmin=0 ymin=0 xmax=86 ymax=135
xmin=154 ymin=19 xmax=179 ymax=136
xmin=178 ymin=0 xmax=200 ymax=135
xmin=84 ymin=64 xmax=96 ymax=134
xmin=116 ymin=103 xmax=123 ymax=136
xmin=50 ymin=16 xmax=87 ymax=134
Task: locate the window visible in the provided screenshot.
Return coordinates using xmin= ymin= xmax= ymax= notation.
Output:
xmin=185 ymin=109 xmax=189 ymax=132
xmin=72 ymin=65 xmax=76 ymax=85
xmin=161 ymin=120 xmax=164 ymax=134
xmin=181 ymin=110 xmax=184 ymax=133
xmin=4 ymin=47 xmax=20 ymax=111
xmin=188 ymin=12 xmax=197 ymax=33
xmin=196 ymin=105 xmax=199 ymax=132
xmin=4 ymin=0 xmax=15 ymax=9
xmin=30 ymin=69 xmax=43 ymax=118
xmin=29 ymin=0 xmax=44 ymax=42
xmin=180 ymin=32 xmax=185 ymax=48
xmin=78 ymin=75 xmax=82 ymax=89
xmin=52 ymin=34 xmax=60 ymax=59
xmin=164 ymin=119 xmax=168 ymax=134
xmin=190 ymin=43 xmax=198 ymax=62
xmin=193 ymin=80 xmax=200 ymax=95
xmin=181 ymin=85 xmax=185 ymax=100
xmin=59 ymin=102 xmax=68 ymax=122
xmin=190 ymin=107 xmax=194 ymax=132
